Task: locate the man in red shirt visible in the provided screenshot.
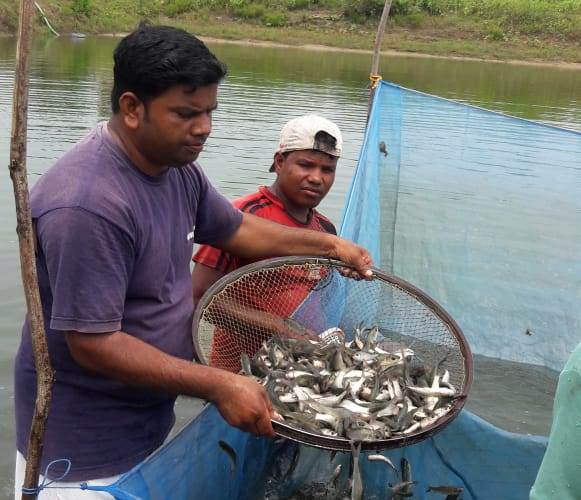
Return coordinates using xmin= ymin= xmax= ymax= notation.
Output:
xmin=192 ymin=114 xmax=342 ymax=371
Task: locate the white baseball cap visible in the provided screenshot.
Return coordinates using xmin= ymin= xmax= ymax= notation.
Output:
xmin=270 ymin=114 xmax=343 ymax=172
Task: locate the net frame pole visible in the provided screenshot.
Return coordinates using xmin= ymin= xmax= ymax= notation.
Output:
xmin=367 ymin=0 xmax=393 ymax=123
xmin=10 ymin=0 xmax=55 ymax=498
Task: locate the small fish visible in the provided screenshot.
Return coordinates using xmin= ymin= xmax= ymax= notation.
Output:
xmin=391 ymin=481 xmax=415 ymax=497
xmin=362 ymin=325 xmax=380 ymax=351
xmin=347 ymin=426 xmax=377 ymax=441
xmin=379 ymin=141 xmax=389 ymax=157
xmin=241 ymin=325 xmax=458 ymax=442
xmin=240 ymin=352 xmax=252 ymax=376
xmin=427 ymin=485 xmax=464 ymax=494
xmin=350 ymin=441 xmax=363 ymax=500
xmin=408 ymin=386 xmax=456 ymax=398
xmin=376 ymin=402 xmax=399 ymax=418
xmin=315 ymin=390 xmax=348 ymax=407
xmin=315 ymin=413 xmax=338 ymax=428
xmin=339 ymin=399 xmax=371 ymax=416
xmin=330 ymin=463 xmax=343 ymax=488
xmin=368 ymin=454 xmax=397 ymax=471
xmin=283 ymin=318 xmax=314 ymax=340
xmin=402 ymin=422 xmax=420 ymax=434
xmin=332 ymin=347 xmax=348 ymax=371
xmin=353 ymin=351 xmax=378 ymax=364
xmin=251 ymin=351 xmax=270 ymax=377
xmin=218 ymin=440 xmax=237 ymax=477
xmin=395 ymin=458 xmax=413 ymax=499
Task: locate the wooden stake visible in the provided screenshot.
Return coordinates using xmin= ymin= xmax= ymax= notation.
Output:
xmin=10 ymin=0 xmax=55 ymax=498
xmin=367 ymin=0 xmax=393 ymax=122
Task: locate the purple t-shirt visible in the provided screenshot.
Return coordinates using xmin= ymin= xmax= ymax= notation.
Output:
xmin=14 ymin=123 xmax=242 ymax=480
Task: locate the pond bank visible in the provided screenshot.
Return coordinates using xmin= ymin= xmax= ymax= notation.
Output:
xmin=197 ymin=37 xmax=581 ymax=71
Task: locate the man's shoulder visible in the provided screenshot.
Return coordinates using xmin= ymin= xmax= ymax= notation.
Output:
xmin=233 ymin=189 xmax=275 ymax=213
xmin=30 ymin=126 xmax=138 ymax=229
xmin=31 ymin=127 xmax=108 ymax=204
xmin=313 ymin=210 xmax=337 ymax=235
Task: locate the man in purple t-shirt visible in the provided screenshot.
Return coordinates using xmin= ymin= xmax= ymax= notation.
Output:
xmin=14 ymin=25 xmax=373 ymax=496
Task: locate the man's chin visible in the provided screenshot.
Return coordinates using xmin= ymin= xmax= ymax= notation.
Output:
xmin=300 ymin=198 xmax=321 ymax=209
xmin=169 ymin=152 xmax=200 ymax=167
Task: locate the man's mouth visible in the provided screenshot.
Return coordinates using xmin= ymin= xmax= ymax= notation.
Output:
xmin=301 ymin=187 xmax=322 ymax=197
xmin=185 ymin=143 xmax=205 ymax=153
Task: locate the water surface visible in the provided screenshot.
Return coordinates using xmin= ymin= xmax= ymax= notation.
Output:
xmin=0 ymin=35 xmax=580 ymax=497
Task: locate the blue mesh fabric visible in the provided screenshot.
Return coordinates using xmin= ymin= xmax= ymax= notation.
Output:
xmin=342 ymin=82 xmax=581 ymax=371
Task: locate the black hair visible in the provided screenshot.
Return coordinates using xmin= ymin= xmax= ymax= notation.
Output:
xmin=111 ymin=23 xmax=227 ymax=113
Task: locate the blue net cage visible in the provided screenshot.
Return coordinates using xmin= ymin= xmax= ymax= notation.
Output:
xmin=96 ymin=81 xmax=580 ymax=500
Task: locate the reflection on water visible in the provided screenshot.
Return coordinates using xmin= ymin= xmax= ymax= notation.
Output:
xmin=0 ymin=35 xmax=579 ymax=496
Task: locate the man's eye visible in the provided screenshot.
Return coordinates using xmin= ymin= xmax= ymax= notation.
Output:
xmin=177 ymin=111 xmax=197 ymax=119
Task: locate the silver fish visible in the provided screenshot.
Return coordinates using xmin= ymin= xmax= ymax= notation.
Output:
xmin=426 ymin=485 xmax=464 ymax=494
xmin=218 ymin=440 xmax=237 ymax=477
xmin=350 ymin=441 xmax=363 ymax=500
xmin=368 ymin=453 xmax=397 ymax=471
xmin=408 ymin=386 xmax=456 ymax=398
xmin=242 ymin=324 xmax=458 ymax=442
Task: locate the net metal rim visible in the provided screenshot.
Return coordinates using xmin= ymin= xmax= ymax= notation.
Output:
xmin=192 ymin=256 xmax=473 ymax=451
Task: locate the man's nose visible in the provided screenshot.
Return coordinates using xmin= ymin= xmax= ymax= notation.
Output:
xmin=308 ymin=168 xmax=324 ymax=183
xmin=191 ymin=113 xmax=212 ymax=137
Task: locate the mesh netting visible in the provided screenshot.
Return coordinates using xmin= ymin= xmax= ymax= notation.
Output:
xmin=193 ymin=256 xmax=472 ymax=451
xmin=195 ymin=259 xmax=328 ymax=372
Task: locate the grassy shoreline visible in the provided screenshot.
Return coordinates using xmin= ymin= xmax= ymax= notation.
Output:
xmin=177 ymin=15 xmax=581 ymax=66
xmin=1 ymin=0 xmax=580 ymax=65
xmin=199 ymin=37 xmax=581 ymax=70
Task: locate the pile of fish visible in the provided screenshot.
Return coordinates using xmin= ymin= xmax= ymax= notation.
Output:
xmin=241 ymin=324 xmax=459 ymax=441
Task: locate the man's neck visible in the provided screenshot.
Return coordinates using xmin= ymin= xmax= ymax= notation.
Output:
xmin=269 ymin=184 xmax=310 ymax=224
xmin=107 ymin=117 xmax=168 ymax=177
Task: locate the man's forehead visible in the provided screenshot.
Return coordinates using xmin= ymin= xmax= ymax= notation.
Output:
xmin=161 ymin=83 xmax=218 ymax=103
xmin=289 ymin=149 xmax=338 ymax=162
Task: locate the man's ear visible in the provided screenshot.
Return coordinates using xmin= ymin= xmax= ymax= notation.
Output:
xmin=273 ymin=152 xmax=285 ymax=174
xmin=117 ymin=92 xmax=144 ymax=130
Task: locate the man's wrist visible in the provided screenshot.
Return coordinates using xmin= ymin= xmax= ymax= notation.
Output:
xmin=195 ymin=364 xmax=234 ymax=403
xmin=323 ymin=234 xmax=341 ymax=260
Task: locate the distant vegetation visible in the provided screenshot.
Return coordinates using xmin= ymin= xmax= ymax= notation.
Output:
xmin=0 ymin=0 xmax=579 ymax=62
xmin=348 ymin=0 xmax=580 ymax=39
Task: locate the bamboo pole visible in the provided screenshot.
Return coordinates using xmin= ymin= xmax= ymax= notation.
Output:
xmin=367 ymin=0 xmax=393 ymax=123
xmin=10 ymin=0 xmax=55 ymax=499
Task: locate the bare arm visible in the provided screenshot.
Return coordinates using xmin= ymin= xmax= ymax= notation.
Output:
xmin=65 ymin=330 xmax=277 ymax=436
xmin=192 ymin=262 xmax=226 ymax=309
xmin=219 ymin=213 xmax=373 ymax=277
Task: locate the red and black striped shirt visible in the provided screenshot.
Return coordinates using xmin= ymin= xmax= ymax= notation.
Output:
xmin=193 ymin=185 xmax=336 ymax=272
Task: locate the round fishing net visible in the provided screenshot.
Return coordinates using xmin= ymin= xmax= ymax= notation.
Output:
xmin=193 ymin=256 xmax=472 ymax=451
